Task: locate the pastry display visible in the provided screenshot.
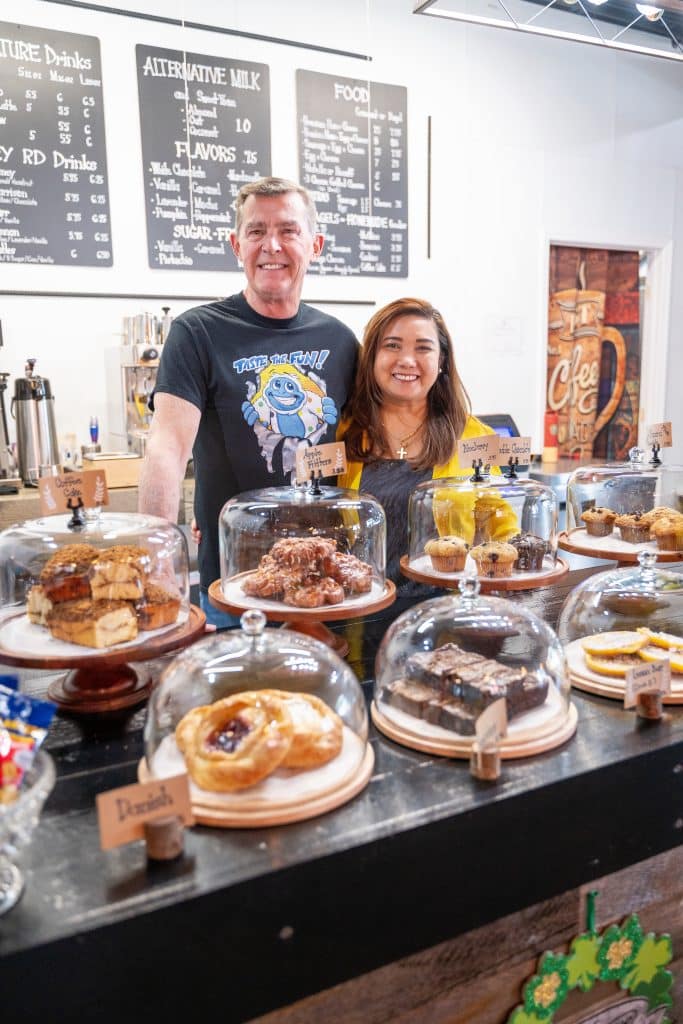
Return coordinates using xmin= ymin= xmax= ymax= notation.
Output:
xmin=46 ymin=598 xmax=138 ymax=649
xmin=382 ymin=642 xmax=549 ymax=736
xmin=580 ymin=507 xmax=616 ymax=537
xmin=39 ymin=543 xmax=100 ymax=603
xmin=241 ymin=537 xmax=373 ymax=608
xmin=578 ymin=628 xmax=683 ymax=678
xmin=614 ymin=512 xmax=651 ymax=544
xmin=424 ymin=536 xmax=469 ymax=572
xmin=508 ymin=532 xmax=546 ymax=571
xmin=175 ymin=689 xmax=344 ymax=791
xmin=470 ymin=541 xmax=518 ymax=578
xmin=652 ymin=516 xmax=683 ymax=552
xmin=26 ymin=542 xmax=181 ymax=647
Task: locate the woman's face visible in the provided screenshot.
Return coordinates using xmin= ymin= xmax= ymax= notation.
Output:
xmin=373 ymin=315 xmax=441 ymax=405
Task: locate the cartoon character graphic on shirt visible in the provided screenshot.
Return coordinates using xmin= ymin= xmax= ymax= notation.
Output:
xmin=241 ymin=362 xmax=338 ymax=473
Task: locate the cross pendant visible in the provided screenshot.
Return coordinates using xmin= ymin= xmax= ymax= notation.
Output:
xmin=397 ymin=445 xmax=408 ymax=459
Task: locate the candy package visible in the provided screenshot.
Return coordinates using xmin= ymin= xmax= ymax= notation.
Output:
xmin=0 ymin=684 xmax=56 ymax=805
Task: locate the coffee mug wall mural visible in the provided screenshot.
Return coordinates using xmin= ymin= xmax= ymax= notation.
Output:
xmin=547 ymin=246 xmax=641 ymax=461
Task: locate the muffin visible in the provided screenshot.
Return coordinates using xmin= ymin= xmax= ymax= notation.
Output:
xmin=580 ymin=507 xmax=616 ymax=537
xmin=614 ymin=512 xmax=650 ymax=544
xmin=652 ymin=516 xmax=683 ymax=552
xmin=470 ymin=541 xmax=518 ymax=578
xmin=424 ymin=536 xmax=469 ymax=573
xmin=640 ymin=506 xmax=679 ymax=529
xmin=508 ymin=532 xmax=546 ymax=571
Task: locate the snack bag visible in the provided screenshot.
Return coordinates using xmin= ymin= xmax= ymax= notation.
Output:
xmin=0 ymin=685 xmax=56 ymax=805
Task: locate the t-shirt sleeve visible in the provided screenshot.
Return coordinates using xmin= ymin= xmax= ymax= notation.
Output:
xmin=152 ymin=317 xmax=208 ymax=412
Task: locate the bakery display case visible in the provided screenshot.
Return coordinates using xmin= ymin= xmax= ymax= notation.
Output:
xmin=209 ymin=482 xmax=395 ymax=655
xmin=142 ymin=608 xmax=373 ymax=826
xmin=372 ymin=576 xmax=577 ymax=758
xmin=561 ymin=447 xmax=683 ymax=563
xmin=557 ymin=550 xmax=683 ymax=703
xmin=0 ymin=511 xmax=205 ymax=712
xmin=401 ymin=471 xmax=567 ymax=591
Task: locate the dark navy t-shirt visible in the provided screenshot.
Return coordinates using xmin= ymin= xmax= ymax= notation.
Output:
xmin=154 ymin=292 xmax=358 ymax=589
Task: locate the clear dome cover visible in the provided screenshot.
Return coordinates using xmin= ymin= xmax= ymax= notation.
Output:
xmin=144 ymin=609 xmax=371 ymax=822
xmin=564 ymin=448 xmax=683 ymax=559
xmin=0 ymin=511 xmax=190 ymax=651
xmin=557 ymin=552 xmax=683 ymax=699
xmin=405 ymin=473 xmax=559 ymax=584
xmin=373 ymin=577 xmax=573 ymax=757
xmin=218 ymin=483 xmax=386 ymax=612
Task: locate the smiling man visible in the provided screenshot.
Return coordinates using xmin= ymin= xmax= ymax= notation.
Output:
xmin=138 ymin=177 xmax=359 ymax=623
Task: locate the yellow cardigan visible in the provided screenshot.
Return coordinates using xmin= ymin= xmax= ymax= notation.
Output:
xmin=336 ymin=415 xmax=518 ymax=545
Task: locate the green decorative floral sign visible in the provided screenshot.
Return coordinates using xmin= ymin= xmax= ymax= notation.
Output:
xmin=507 ymin=898 xmax=673 ymax=1024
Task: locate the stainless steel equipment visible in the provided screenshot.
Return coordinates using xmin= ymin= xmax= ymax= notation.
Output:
xmin=0 ymin=372 xmax=21 ymax=489
xmin=11 ymin=359 xmax=61 ymax=487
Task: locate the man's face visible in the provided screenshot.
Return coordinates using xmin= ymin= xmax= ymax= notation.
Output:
xmin=231 ymin=192 xmax=323 ymax=316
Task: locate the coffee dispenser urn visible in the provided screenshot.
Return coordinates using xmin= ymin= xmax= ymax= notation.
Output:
xmin=11 ymin=359 xmax=61 ymax=486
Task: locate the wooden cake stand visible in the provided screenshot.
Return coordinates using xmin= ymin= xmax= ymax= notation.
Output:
xmin=139 ymin=727 xmax=374 ymax=828
xmin=564 ymin=638 xmax=683 ymax=705
xmin=208 ymin=575 xmax=396 ymax=659
xmin=400 ymin=554 xmax=570 ymax=593
xmin=558 ymin=529 xmax=683 ymax=564
xmin=371 ymin=688 xmax=578 ymax=760
xmin=0 ymin=606 xmax=206 ymax=714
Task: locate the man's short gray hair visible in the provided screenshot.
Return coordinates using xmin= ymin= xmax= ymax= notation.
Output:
xmin=234 ymin=177 xmax=318 ymax=235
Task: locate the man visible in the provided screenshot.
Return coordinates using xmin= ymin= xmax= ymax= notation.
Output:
xmin=138 ymin=177 xmax=358 ymax=624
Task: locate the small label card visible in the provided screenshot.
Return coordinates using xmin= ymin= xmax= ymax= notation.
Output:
xmin=457 ymin=434 xmax=500 ymax=466
xmin=475 ymin=697 xmax=508 ymax=751
xmin=295 ymin=441 xmax=348 ymax=484
xmin=646 ymin=421 xmax=673 ymax=447
xmin=38 ymin=469 xmax=109 ymax=517
xmin=498 ymin=436 xmax=532 ymax=462
xmin=624 ymin=661 xmax=671 ymax=709
xmin=96 ymin=774 xmax=194 ymax=850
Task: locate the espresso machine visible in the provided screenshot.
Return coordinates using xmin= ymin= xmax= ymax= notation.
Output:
xmin=105 ymin=308 xmax=172 ymax=454
xmin=10 ymin=359 xmax=61 ymax=486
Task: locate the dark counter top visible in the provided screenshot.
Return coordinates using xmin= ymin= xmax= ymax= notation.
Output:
xmin=2 ymin=568 xmax=683 ymax=1022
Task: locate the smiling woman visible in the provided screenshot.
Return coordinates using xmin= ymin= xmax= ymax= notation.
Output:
xmin=337 ymin=298 xmax=496 ymax=591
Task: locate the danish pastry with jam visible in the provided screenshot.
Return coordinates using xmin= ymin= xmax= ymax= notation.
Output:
xmin=260 ymin=690 xmax=343 ymax=769
xmin=175 ymin=692 xmax=294 ymax=792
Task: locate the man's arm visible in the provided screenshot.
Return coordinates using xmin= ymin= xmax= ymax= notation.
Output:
xmin=138 ymin=393 xmax=201 ymax=523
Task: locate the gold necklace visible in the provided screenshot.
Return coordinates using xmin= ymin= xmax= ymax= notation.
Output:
xmin=383 ymin=419 xmax=425 ymax=460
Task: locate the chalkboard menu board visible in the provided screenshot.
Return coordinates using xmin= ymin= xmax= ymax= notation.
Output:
xmin=136 ymin=45 xmax=271 ymax=271
xmin=0 ymin=22 xmax=112 ymax=266
xmin=297 ymin=69 xmax=408 ymax=278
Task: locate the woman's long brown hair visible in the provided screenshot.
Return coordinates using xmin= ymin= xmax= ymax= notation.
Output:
xmin=342 ymin=298 xmax=472 ymax=471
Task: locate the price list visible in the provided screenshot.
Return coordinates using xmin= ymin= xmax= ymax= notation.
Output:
xmin=136 ymin=44 xmax=271 ymax=271
xmin=296 ymin=69 xmax=408 ymax=278
xmin=0 ymin=22 xmax=112 ymax=266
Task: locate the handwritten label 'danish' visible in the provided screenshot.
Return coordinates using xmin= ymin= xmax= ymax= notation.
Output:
xmin=96 ymin=774 xmax=194 ymax=850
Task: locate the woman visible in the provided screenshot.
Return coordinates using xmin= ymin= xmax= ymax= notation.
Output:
xmin=337 ymin=298 xmax=516 ymax=591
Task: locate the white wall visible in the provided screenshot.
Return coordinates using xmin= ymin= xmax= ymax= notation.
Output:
xmin=1 ymin=0 xmax=682 ymax=459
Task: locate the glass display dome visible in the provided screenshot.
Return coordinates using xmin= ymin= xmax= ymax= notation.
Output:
xmin=372 ymin=577 xmax=575 ymax=758
xmin=557 ymin=552 xmax=683 ymax=701
xmin=0 ymin=511 xmax=190 ymax=651
xmin=564 ymin=447 xmax=683 ymax=561
xmin=405 ymin=471 xmax=559 ymax=586
xmin=144 ymin=609 xmax=372 ymax=825
xmin=218 ymin=481 xmax=387 ymax=613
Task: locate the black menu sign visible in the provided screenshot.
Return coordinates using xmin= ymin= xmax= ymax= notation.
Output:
xmin=297 ymin=69 xmax=408 ymax=278
xmin=0 ymin=22 xmax=112 ymax=266
xmin=136 ymin=45 xmax=271 ymax=271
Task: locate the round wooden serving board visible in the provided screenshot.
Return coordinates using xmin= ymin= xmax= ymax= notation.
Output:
xmin=0 ymin=605 xmax=206 ymax=714
xmin=565 ymin=638 xmax=683 ymax=704
xmin=139 ymin=732 xmax=374 ymax=828
xmin=558 ymin=528 xmax=683 ymax=564
xmin=371 ymin=691 xmax=578 ymax=759
xmin=400 ymin=554 xmax=569 ymax=592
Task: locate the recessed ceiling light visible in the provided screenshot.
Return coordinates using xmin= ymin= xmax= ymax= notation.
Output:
xmin=635 ymin=2 xmax=664 ymax=17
